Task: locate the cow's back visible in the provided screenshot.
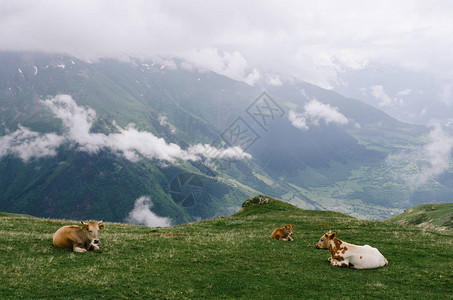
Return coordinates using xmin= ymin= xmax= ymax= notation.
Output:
xmin=350 ymin=245 xmax=388 ymax=269
xmin=53 ymin=225 xmax=81 ymax=250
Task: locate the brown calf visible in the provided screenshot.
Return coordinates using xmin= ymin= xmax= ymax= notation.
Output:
xmin=53 ymin=219 xmax=105 ymax=253
xmin=271 ymin=224 xmax=295 ymax=241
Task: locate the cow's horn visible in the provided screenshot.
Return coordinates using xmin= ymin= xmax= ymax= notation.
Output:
xmin=81 ymin=221 xmax=85 ymax=225
xmin=99 ymin=218 xmax=104 ymax=223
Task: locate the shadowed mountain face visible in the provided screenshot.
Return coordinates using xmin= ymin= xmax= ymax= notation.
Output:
xmin=0 ymin=52 xmax=450 ymax=223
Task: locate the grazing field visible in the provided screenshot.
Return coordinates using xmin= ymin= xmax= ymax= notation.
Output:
xmin=1 ymin=196 xmax=452 ymax=299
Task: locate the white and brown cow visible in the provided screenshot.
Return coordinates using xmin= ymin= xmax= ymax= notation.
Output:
xmin=53 ymin=219 xmax=105 ymax=253
xmin=315 ymin=231 xmax=388 ymax=269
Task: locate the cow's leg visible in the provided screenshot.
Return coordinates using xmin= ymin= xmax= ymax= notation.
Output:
xmin=287 ymin=236 xmax=294 ymax=242
xmin=330 ymin=258 xmax=342 ymax=267
xmin=90 ymin=242 xmax=100 ymax=251
xmin=73 ymin=245 xmax=87 ymax=253
xmin=330 ymin=258 xmax=349 ymax=268
xmin=280 ymin=237 xmax=288 ymax=241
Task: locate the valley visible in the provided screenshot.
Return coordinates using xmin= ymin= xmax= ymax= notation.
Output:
xmin=1 ymin=52 xmax=452 ymax=224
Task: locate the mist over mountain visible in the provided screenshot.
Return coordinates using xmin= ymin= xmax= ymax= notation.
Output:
xmin=333 ymin=65 xmax=453 ymax=126
xmin=1 ymin=52 xmax=453 ymax=224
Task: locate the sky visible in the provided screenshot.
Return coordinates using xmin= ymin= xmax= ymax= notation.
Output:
xmin=1 ymin=0 xmax=453 ymax=124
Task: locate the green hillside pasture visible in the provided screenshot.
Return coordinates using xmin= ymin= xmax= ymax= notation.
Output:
xmin=1 ymin=201 xmax=452 ymax=299
xmin=386 ymin=203 xmax=453 ymax=229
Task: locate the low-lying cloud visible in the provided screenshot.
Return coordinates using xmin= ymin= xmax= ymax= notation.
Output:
xmin=0 ymin=125 xmax=65 ymax=162
xmin=0 ymin=94 xmax=252 ymax=163
xmin=370 ymin=85 xmax=404 ymax=107
xmin=288 ymin=99 xmax=349 ymax=130
xmin=125 ymin=196 xmax=171 ymax=227
xmin=387 ymin=124 xmax=453 ymax=187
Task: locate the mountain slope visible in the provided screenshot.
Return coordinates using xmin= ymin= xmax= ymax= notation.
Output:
xmin=0 ymin=51 xmax=451 ymax=223
xmin=386 ymin=203 xmax=453 ymax=230
xmin=1 ymin=197 xmax=452 ymax=298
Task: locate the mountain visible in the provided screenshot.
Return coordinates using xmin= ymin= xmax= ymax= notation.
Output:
xmin=1 ymin=197 xmax=452 ymax=298
xmin=0 ymin=51 xmax=451 ymax=223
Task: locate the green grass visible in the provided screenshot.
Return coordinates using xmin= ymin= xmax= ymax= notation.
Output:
xmin=1 ymin=196 xmax=452 ymax=299
xmin=386 ymin=203 xmax=453 ymax=229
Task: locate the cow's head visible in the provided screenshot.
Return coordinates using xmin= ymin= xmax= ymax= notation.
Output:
xmin=315 ymin=231 xmax=337 ymax=249
xmin=284 ymin=224 xmax=295 ymax=236
xmin=81 ymin=219 xmax=105 ymax=244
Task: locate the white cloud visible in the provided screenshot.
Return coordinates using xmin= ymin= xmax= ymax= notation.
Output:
xmin=0 ymin=95 xmax=252 ymax=163
xmin=304 ymin=99 xmax=349 ymax=125
xmin=0 ymin=125 xmax=65 ymax=161
xmin=182 ymin=48 xmax=260 ymax=85
xmin=158 ymin=114 xmax=168 ymax=127
xmin=289 ymin=99 xmax=348 ymax=130
xmin=158 ymin=114 xmax=176 ymax=134
xmin=420 ymin=108 xmax=427 ymax=116
xmin=397 ymin=89 xmax=412 ymax=96
xmin=370 ymin=85 xmax=403 ymax=107
xmin=266 ymin=74 xmax=282 ymax=86
xmin=288 ymin=110 xmax=309 ymax=130
xmin=387 ymin=124 xmax=453 ymax=187
xmin=439 ymin=84 xmax=453 ymax=105
xmin=187 ymin=144 xmax=251 ymax=160
xmin=2 ymin=1 xmax=453 ymax=88
xmin=125 ymin=196 xmax=171 ymax=227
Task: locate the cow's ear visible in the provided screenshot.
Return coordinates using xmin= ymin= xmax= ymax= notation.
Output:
xmin=99 ymin=224 xmax=105 ymax=230
xmin=81 ymin=225 xmax=89 ymax=231
xmin=292 ymin=225 xmax=295 ymax=228
xmin=329 ymin=232 xmax=337 ymax=239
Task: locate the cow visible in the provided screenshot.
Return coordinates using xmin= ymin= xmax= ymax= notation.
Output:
xmin=271 ymin=224 xmax=295 ymax=241
xmin=53 ymin=219 xmax=105 ymax=253
xmin=315 ymin=231 xmax=388 ymax=269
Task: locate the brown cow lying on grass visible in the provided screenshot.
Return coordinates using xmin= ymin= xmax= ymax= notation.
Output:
xmin=53 ymin=219 xmax=105 ymax=253
xmin=271 ymin=224 xmax=295 ymax=241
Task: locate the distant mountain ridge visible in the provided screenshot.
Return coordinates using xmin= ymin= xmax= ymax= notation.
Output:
xmin=0 ymin=51 xmax=451 ymax=223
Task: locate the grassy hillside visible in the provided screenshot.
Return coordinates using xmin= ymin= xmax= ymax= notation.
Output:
xmin=1 ymin=196 xmax=452 ymax=299
xmin=386 ymin=203 xmax=453 ymax=230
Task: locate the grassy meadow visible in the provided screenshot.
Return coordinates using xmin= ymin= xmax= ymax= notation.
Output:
xmin=1 ymin=197 xmax=452 ymax=299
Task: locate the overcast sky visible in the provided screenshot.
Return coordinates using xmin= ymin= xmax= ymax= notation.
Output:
xmin=2 ymin=0 xmax=453 ymax=123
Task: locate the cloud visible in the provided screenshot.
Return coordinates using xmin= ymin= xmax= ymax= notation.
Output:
xmin=187 ymin=144 xmax=251 ymax=160
xmin=288 ymin=110 xmax=309 ymax=130
xmin=158 ymin=114 xmax=176 ymax=134
xmin=439 ymin=84 xmax=453 ymax=105
xmin=0 ymin=95 xmax=252 ymax=163
xmin=0 ymin=125 xmax=65 ymax=162
xmin=304 ymin=100 xmax=349 ymax=125
xmin=289 ymin=99 xmax=349 ymax=130
xmin=370 ymin=85 xmax=403 ymax=107
xmin=2 ymin=1 xmax=453 ymax=89
xmin=387 ymin=124 xmax=453 ymax=187
xmin=183 ymin=48 xmax=260 ymax=85
xmin=158 ymin=114 xmax=169 ymax=127
xmin=397 ymin=89 xmax=412 ymax=96
xmin=125 ymin=196 xmax=171 ymax=227
xmin=266 ymin=75 xmax=283 ymax=86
